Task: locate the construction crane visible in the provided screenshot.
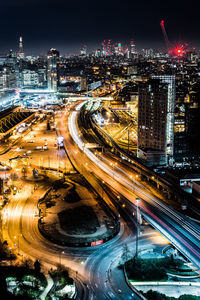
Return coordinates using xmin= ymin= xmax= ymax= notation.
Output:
xmin=160 ymin=20 xmax=188 ymax=57
xmin=160 ymin=20 xmax=171 ymax=50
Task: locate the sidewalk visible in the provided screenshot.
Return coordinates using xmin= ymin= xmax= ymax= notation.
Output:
xmin=40 ymin=275 xmax=54 ymax=300
xmin=132 ymin=281 xmax=200 ymax=298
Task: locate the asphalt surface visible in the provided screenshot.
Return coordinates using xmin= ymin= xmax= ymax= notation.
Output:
xmin=66 ymin=101 xmax=200 ymax=272
xmin=2 ymin=103 xmax=158 ymax=300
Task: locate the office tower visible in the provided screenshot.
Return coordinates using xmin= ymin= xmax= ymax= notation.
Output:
xmin=21 ymin=70 xmax=39 ymax=88
xmin=130 ymin=40 xmax=136 ymax=55
xmin=152 ymin=75 xmax=176 ymax=164
xmin=137 ymin=79 xmax=169 ymax=166
xmin=47 ymin=48 xmax=59 ymax=91
xmin=17 ymin=36 xmax=24 ymax=59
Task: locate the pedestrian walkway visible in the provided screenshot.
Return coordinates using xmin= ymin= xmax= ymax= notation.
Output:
xmin=132 ymin=281 xmax=200 ymax=298
xmin=40 ymin=274 xmax=54 ymax=300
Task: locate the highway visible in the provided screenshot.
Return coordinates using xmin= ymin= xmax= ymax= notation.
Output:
xmin=2 ymin=102 xmax=164 ymax=299
xmin=66 ymin=101 xmax=200 ymax=271
xmin=3 ymin=99 xmax=197 ymax=299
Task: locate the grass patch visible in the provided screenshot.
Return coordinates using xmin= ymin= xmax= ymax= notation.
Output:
xmin=58 ymin=205 xmax=100 ymax=234
xmin=141 ymin=290 xmax=200 ymax=300
xmin=64 ymin=190 xmax=81 ymax=203
xmin=125 ymin=256 xmax=183 ymax=281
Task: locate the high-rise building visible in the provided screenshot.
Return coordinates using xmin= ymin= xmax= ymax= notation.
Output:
xmin=152 ymin=75 xmax=175 ymax=163
xmin=0 ymin=67 xmax=16 ymax=89
xmin=80 ymin=45 xmax=87 ymax=56
xmin=137 ymin=79 xmax=170 ymax=166
xmin=47 ymin=48 xmax=59 ymax=91
xmin=21 ymin=70 xmax=39 ymax=88
xmin=17 ymin=36 xmax=24 ymax=59
xmin=130 ymin=40 xmax=136 ymax=55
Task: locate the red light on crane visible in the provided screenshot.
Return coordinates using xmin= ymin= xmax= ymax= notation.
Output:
xmin=160 ymin=20 xmax=164 ymax=26
xmin=174 ymin=46 xmax=183 ymax=56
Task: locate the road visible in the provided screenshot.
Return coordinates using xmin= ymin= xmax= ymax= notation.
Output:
xmin=2 ymin=99 xmax=200 ymax=299
xmin=0 ymin=118 xmax=71 ymax=173
xmin=65 ymin=101 xmax=200 ymax=271
xmin=2 ymin=102 xmax=163 ymax=299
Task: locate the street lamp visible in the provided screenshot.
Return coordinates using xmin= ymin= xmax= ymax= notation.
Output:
xmin=59 ymin=250 xmax=65 ymax=266
xmin=135 ymin=198 xmax=140 ymax=257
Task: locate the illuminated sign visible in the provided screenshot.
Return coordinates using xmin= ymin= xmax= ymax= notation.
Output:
xmin=91 ymin=240 xmax=103 ymax=246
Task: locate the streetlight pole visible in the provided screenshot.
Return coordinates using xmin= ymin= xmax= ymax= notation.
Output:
xmin=136 ymin=198 xmax=140 ymax=257
xmin=59 ymin=250 xmax=64 ymax=266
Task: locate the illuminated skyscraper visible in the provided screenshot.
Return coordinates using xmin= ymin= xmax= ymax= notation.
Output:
xmin=138 ymin=79 xmax=170 ymax=166
xmin=152 ymin=75 xmax=176 ymax=164
xmin=17 ymin=36 xmax=24 ymax=59
xmin=80 ymin=45 xmax=87 ymax=56
xmin=130 ymin=40 xmax=136 ymax=55
xmin=47 ymin=48 xmax=59 ymax=91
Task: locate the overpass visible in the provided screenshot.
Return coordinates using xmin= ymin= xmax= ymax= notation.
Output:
xmin=68 ymin=101 xmax=200 ymax=271
xmin=84 ymin=108 xmax=196 ymax=210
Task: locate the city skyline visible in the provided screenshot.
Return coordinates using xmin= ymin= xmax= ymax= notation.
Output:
xmin=0 ymin=1 xmax=200 ymax=299
xmin=0 ymin=0 xmax=199 ymax=54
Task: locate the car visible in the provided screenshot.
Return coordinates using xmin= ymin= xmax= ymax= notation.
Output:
xmin=26 ymin=150 xmax=32 ymax=155
xmin=35 ymin=146 xmax=42 ymax=150
xmin=118 ymin=289 xmax=122 ymax=294
xmin=43 ymin=146 xmax=48 ymax=150
xmin=44 ymin=142 xmax=48 ymax=146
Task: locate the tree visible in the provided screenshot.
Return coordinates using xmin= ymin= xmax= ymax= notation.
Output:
xmin=121 ymin=244 xmax=131 ymax=264
xmin=143 ymin=290 xmax=168 ymax=300
xmin=34 ymin=260 xmax=41 ymax=273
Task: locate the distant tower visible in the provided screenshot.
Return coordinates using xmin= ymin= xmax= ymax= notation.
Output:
xmin=47 ymin=48 xmax=60 ymax=91
xmin=80 ymin=45 xmax=87 ymax=56
xmin=19 ymin=36 xmax=23 ymax=53
xmin=17 ymin=36 xmax=24 ymax=58
xmin=130 ymin=40 xmax=136 ymax=55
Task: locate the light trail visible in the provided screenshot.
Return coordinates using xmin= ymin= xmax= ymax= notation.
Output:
xmin=68 ymin=104 xmax=200 ymax=270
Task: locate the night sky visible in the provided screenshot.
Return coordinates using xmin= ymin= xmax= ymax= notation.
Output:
xmin=0 ymin=0 xmax=199 ymax=55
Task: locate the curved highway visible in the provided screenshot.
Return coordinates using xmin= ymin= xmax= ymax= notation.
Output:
xmin=2 ymin=102 xmax=154 ymax=300
xmin=66 ymin=101 xmax=200 ymax=271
